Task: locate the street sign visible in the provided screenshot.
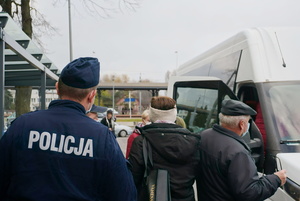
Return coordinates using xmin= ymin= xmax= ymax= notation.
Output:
xmin=124 ymin=98 xmax=135 ymax=102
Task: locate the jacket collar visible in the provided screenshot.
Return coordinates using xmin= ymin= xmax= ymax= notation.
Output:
xmin=48 ymin=100 xmax=86 ymax=114
xmin=213 ymin=124 xmax=251 ymax=152
xmin=143 ymin=122 xmax=182 ymax=130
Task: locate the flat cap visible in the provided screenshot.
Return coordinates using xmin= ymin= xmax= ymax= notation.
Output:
xmin=90 ymin=105 xmax=107 ymax=113
xmin=221 ymin=99 xmax=257 ymax=116
xmin=60 ymin=57 xmax=100 ymax=89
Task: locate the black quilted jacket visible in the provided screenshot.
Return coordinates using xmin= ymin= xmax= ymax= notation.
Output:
xmin=129 ymin=123 xmax=201 ymax=201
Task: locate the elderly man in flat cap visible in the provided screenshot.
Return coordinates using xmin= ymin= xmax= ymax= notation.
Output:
xmin=197 ymin=99 xmax=286 ymax=201
xmin=0 ymin=58 xmax=137 ymax=201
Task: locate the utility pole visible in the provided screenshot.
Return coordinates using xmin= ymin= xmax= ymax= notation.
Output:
xmin=68 ymin=0 xmax=73 ymax=62
xmin=139 ymin=73 xmax=142 ymax=114
xmin=112 ymin=75 xmax=115 ymax=110
xmin=129 ymin=91 xmax=132 ymax=118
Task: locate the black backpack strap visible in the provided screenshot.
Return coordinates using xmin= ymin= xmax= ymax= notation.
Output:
xmin=142 ymin=134 xmax=154 ymax=179
xmin=142 ymin=137 xmax=148 ymax=178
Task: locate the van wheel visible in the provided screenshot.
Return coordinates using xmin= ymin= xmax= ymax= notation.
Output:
xmin=119 ymin=130 xmax=127 ymax=137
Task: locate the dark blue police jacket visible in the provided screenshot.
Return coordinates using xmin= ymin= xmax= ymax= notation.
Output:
xmin=0 ymin=100 xmax=137 ymax=201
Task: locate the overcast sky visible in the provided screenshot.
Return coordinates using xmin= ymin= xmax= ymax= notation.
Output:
xmin=36 ymin=0 xmax=300 ymax=82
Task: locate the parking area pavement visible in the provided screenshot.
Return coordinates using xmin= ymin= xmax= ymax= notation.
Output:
xmin=116 ymin=136 xmax=128 ymax=157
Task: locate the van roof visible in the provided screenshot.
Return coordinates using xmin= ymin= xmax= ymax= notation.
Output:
xmin=176 ymin=27 xmax=300 ymax=83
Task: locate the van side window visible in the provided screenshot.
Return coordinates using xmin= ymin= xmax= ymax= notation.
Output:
xmin=180 ymin=50 xmax=242 ymax=91
xmin=176 ymin=87 xmax=218 ymax=132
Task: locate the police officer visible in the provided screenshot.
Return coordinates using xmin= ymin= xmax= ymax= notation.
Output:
xmin=0 ymin=57 xmax=137 ymax=201
xmin=197 ymin=99 xmax=287 ymax=201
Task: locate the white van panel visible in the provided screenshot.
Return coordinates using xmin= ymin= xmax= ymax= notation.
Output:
xmin=176 ymin=27 xmax=300 ymax=83
xmin=276 ymin=153 xmax=300 ymax=185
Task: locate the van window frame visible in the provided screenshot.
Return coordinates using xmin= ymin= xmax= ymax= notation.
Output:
xmin=173 ymin=80 xmax=238 ymax=125
xmin=173 ymin=79 xmax=264 ymax=171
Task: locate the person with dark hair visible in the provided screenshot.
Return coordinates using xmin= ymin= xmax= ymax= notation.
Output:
xmin=129 ymin=96 xmax=200 ymax=201
xmin=101 ymin=109 xmax=115 ymax=132
xmin=0 ymin=57 xmax=136 ymax=201
xmin=197 ymin=99 xmax=286 ymax=201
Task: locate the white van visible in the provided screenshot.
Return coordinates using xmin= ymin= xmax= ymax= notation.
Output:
xmin=168 ymin=27 xmax=300 ymax=200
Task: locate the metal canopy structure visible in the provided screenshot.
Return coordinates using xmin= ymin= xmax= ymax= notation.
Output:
xmin=0 ymin=12 xmax=60 ymax=134
xmin=98 ymin=82 xmax=168 ymax=97
xmin=98 ymin=82 xmax=167 ymax=90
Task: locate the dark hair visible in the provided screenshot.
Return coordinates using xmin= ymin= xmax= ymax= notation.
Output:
xmin=150 ymin=96 xmax=176 ymax=110
xmin=107 ymin=110 xmax=113 ymax=114
xmin=58 ymin=78 xmax=97 ymax=101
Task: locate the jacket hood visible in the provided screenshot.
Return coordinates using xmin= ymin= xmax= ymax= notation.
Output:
xmin=140 ymin=123 xmax=200 ymax=164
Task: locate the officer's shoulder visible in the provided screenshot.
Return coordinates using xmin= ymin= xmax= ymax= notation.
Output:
xmin=11 ymin=110 xmax=41 ymax=123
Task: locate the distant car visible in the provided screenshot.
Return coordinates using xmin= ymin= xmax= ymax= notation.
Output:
xmin=97 ymin=113 xmax=105 ymax=119
xmin=114 ymin=123 xmax=133 ymax=137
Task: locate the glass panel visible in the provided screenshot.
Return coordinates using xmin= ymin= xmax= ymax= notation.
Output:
xmin=179 ymin=51 xmax=241 ymax=91
xmin=182 ymin=63 xmax=210 ymax=76
xmin=209 ymin=51 xmax=241 ymax=90
xmin=269 ymin=84 xmax=300 ymax=140
xmin=176 ymin=87 xmax=218 ymax=132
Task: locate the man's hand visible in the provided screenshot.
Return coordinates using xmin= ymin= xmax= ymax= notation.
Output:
xmin=274 ymin=169 xmax=287 ymax=186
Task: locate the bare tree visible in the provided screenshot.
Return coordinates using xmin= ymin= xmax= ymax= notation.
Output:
xmin=101 ymin=74 xmax=131 ymax=83
xmin=52 ymin=0 xmax=139 ymax=19
xmin=0 ymin=0 xmax=33 ymax=117
xmin=0 ymin=0 xmax=140 ymax=116
xmin=0 ymin=0 xmax=12 ymax=15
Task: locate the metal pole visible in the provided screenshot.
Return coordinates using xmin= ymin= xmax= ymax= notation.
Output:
xmin=0 ymin=28 xmax=5 ymax=136
xmin=112 ymin=75 xmax=115 ymax=110
xmin=68 ymin=0 xmax=73 ymax=62
xmin=129 ymin=91 xmax=131 ymax=118
xmin=139 ymin=73 xmax=141 ymax=114
xmin=40 ymin=70 xmax=46 ymax=110
xmin=97 ymin=89 xmax=101 ymax=106
xmin=139 ymin=91 xmax=141 ymax=114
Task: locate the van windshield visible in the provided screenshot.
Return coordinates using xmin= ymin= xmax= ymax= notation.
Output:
xmin=268 ymin=82 xmax=300 ymax=141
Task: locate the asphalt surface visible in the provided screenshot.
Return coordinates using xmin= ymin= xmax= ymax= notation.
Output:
xmin=116 ymin=136 xmax=128 ymax=157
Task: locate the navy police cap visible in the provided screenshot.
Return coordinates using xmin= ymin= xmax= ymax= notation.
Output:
xmin=60 ymin=57 xmax=100 ymax=89
xmin=221 ymin=99 xmax=257 ymax=116
xmin=90 ymin=105 xmax=107 ymax=113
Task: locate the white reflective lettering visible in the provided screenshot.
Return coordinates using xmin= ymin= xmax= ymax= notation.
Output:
xmin=39 ymin=132 xmax=51 ymax=150
xmin=64 ymin=136 xmax=75 ymax=154
xmin=50 ymin=133 xmax=58 ymax=152
xmin=58 ymin=135 xmax=65 ymax=153
xmin=28 ymin=131 xmax=40 ymax=149
xmin=27 ymin=131 xmax=93 ymax=158
xmin=74 ymin=138 xmax=84 ymax=155
xmin=82 ymin=139 xmax=93 ymax=157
